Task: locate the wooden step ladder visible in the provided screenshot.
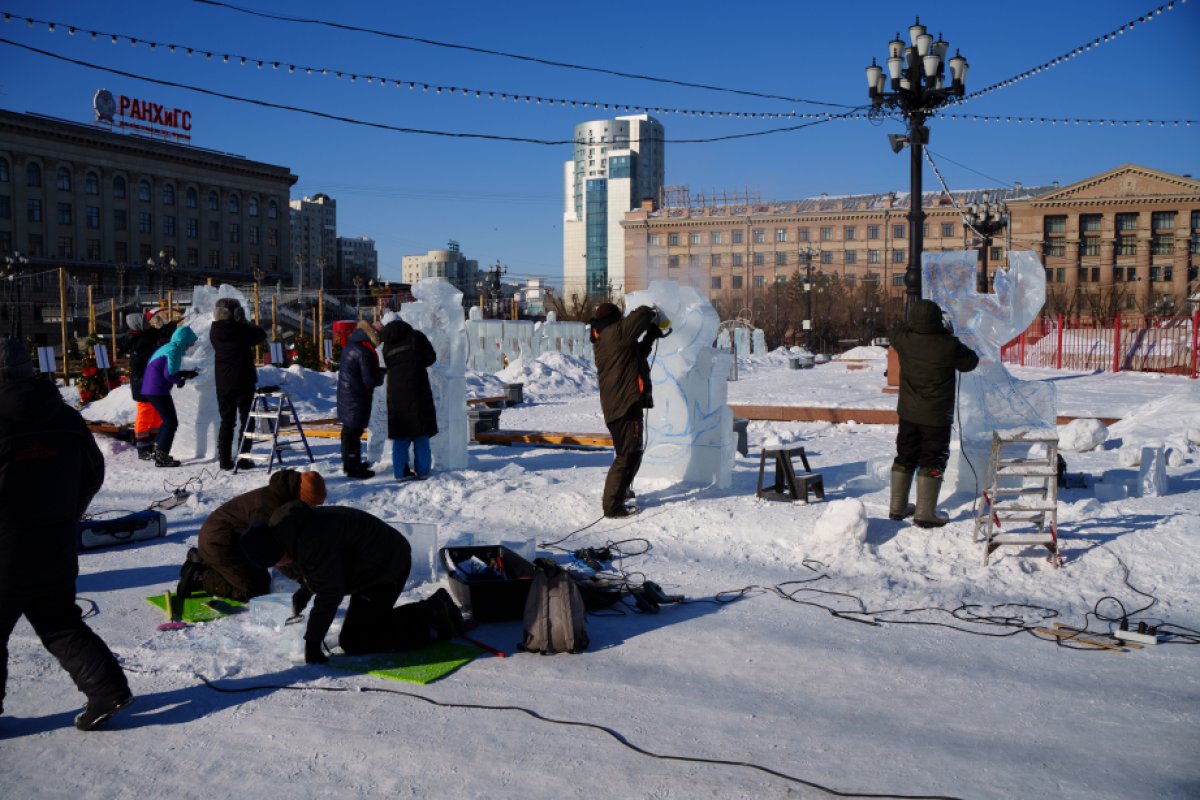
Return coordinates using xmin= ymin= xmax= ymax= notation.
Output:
xmin=234 ymin=389 xmax=315 ymax=474
xmin=974 ymin=428 xmax=1063 ymax=568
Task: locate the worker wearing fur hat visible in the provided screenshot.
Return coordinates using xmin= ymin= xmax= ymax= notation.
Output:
xmin=177 ymin=469 xmax=327 ymax=602
xmin=588 ymin=302 xmax=669 ymax=518
xmin=336 ymin=321 xmax=385 ymax=479
xmin=210 ymin=298 xmax=268 ymax=471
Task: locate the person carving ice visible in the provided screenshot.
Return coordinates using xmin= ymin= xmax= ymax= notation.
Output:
xmin=888 ymin=299 xmax=979 ymax=527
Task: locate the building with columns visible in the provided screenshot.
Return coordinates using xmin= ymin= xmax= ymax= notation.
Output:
xmin=619 ymin=164 xmax=1199 ymax=320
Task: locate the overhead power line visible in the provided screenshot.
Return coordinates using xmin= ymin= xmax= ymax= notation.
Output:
xmin=0 ymin=37 xmax=852 ymax=145
xmin=0 ymin=11 xmax=845 ymax=122
xmin=189 ymin=0 xmax=856 ymax=109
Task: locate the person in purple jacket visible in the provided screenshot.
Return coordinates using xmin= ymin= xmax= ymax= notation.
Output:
xmin=140 ymin=325 xmax=198 ymax=468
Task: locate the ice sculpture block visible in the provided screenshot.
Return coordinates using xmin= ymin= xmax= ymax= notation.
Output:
xmin=624 ymin=280 xmax=733 ymax=488
xmin=922 ymin=250 xmax=1057 ymax=494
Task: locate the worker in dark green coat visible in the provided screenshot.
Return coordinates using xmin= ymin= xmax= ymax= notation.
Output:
xmin=888 ymin=299 xmax=979 ymax=527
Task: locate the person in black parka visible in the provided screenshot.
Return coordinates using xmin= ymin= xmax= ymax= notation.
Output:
xmin=120 ymin=312 xmax=176 ymax=460
xmin=336 ymin=321 xmax=384 ymax=479
xmin=210 ymin=298 xmax=268 ymax=470
xmin=888 ymin=299 xmax=979 ymax=527
xmin=239 ymin=501 xmax=464 ymax=664
xmin=380 ymin=317 xmax=438 ymax=480
xmin=0 ymin=338 xmax=132 ymax=730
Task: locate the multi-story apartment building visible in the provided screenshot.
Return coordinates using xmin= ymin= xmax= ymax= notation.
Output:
xmin=562 ymin=114 xmax=664 ymax=301
xmin=289 ymin=193 xmax=337 ymax=292
xmin=0 ymin=108 xmax=296 ymax=343
xmin=336 ymin=235 xmax=378 ymax=288
xmin=621 ymin=164 xmax=1200 ymax=320
xmin=401 ymin=240 xmax=481 ymax=304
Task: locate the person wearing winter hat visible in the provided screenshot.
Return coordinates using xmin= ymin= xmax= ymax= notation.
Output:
xmin=336 ymin=320 xmax=384 ymax=479
xmin=241 ymin=501 xmax=464 ymax=665
xmin=588 ymin=301 xmax=666 ymax=518
xmin=177 ymin=469 xmax=327 ymax=602
xmin=210 ymin=297 xmax=267 ymax=470
xmin=140 ymin=325 xmax=198 ymax=468
xmin=120 ymin=311 xmax=177 ymax=460
xmin=0 ymin=337 xmax=133 ymax=730
xmin=887 ymin=299 xmax=979 ymax=527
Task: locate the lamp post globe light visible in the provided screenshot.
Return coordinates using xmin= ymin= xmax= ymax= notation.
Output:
xmin=867 ymin=18 xmax=968 ymax=314
xmin=963 ymin=191 xmax=1009 ymax=294
xmin=3 ymin=251 xmax=30 ymax=338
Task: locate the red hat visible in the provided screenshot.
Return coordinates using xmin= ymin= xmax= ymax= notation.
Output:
xmin=297 ymin=471 xmax=327 ymax=506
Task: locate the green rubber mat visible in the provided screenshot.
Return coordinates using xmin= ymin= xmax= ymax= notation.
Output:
xmin=330 ymin=640 xmax=483 ymax=684
xmin=146 ymin=592 xmax=246 ymax=623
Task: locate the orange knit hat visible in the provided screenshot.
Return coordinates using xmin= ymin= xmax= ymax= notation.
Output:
xmin=297 ymin=471 xmax=327 ymax=506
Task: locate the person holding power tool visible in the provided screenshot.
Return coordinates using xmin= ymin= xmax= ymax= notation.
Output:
xmin=588 ymin=302 xmax=670 ymax=519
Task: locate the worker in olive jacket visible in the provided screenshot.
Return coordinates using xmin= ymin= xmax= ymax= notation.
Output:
xmin=588 ymin=302 xmax=666 ymax=518
xmin=0 ymin=338 xmax=132 ymax=730
xmin=888 ymin=299 xmax=979 ymax=527
xmin=240 ymin=502 xmax=463 ymax=664
xmin=177 ymin=469 xmax=326 ymax=602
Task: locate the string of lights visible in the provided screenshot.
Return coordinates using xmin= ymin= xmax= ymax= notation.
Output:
xmin=0 ymin=37 xmax=860 ymax=145
xmin=189 ymin=0 xmax=856 ymax=109
xmin=952 ymin=0 xmax=1189 ymax=105
xmin=1 ymin=11 xmax=842 ymax=122
xmin=937 ymin=113 xmax=1195 ymax=127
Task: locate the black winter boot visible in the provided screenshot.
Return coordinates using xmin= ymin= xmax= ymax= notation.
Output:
xmin=176 ymin=548 xmax=208 ymax=599
xmin=914 ymin=468 xmax=950 ymax=528
xmin=889 ymin=465 xmax=916 ymax=520
xmin=75 ymin=694 xmax=134 ymax=731
xmin=154 ymin=448 xmax=181 ymax=468
xmin=424 ymin=588 xmax=465 ymax=641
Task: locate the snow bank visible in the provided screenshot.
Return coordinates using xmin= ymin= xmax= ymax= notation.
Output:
xmin=1057 ymin=418 xmax=1108 ymax=452
xmin=496 ymin=352 xmax=598 ymax=399
xmin=834 ymin=345 xmax=887 ymax=361
xmin=1108 ymin=389 xmax=1200 ymax=463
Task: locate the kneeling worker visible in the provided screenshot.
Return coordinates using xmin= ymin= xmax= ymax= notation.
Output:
xmin=177 ymin=469 xmax=326 ymax=602
xmin=240 ymin=502 xmax=465 ymax=664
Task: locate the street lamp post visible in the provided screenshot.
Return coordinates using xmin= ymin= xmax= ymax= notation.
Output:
xmin=796 ymin=245 xmax=820 ymax=348
xmin=963 ymin=191 xmax=1009 ymax=294
xmin=2 ymin=251 xmax=30 ymax=339
xmin=294 ymin=253 xmax=307 ymax=301
xmin=867 ymin=18 xmax=968 ymax=315
xmin=352 ymin=274 xmax=364 ymax=317
xmin=316 ymin=256 xmax=327 ymax=293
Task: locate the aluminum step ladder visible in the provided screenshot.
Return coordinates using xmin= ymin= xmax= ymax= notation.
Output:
xmin=974 ymin=428 xmax=1062 ymax=568
xmin=234 ymin=389 xmax=314 ymax=474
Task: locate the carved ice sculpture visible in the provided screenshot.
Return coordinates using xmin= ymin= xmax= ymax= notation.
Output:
xmin=921 ymin=250 xmax=1057 ymax=493
xmin=624 ymin=280 xmax=733 ymax=488
xmin=365 ymin=278 xmax=469 ymax=472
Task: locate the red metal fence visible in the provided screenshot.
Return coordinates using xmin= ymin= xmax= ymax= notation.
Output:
xmin=1000 ymin=311 xmax=1199 ymax=378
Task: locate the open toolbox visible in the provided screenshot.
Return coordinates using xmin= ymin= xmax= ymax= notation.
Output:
xmin=439 ymin=544 xmax=535 ymax=622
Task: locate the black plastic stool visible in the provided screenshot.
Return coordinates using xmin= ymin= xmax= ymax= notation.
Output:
xmin=756 ymin=446 xmax=825 ymax=503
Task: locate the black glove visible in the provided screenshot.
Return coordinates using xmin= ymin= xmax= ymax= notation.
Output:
xmin=305 ymin=640 xmax=328 ymax=665
xmin=291 ymin=586 xmax=312 ymax=618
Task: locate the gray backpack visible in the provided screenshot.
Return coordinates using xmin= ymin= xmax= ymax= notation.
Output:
xmin=520 ymin=559 xmax=589 ymax=654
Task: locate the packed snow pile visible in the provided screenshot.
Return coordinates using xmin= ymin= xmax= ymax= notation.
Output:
xmin=1108 ymin=389 xmax=1200 ymax=463
xmin=496 ymin=352 xmax=598 ymax=399
xmin=834 ymin=345 xmax=888 ymax=361
xmin=1058 ymin=418 xmax=1108 ymax=452
xmin=810 ymin=498 xmax=869 ymax=551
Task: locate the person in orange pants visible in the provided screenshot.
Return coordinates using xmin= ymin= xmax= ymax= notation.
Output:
xmin=121 ymin=312 xmax=175 ymax=460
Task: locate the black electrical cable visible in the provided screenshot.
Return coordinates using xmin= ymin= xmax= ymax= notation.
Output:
xmin=191 ymin=671 xmax=964 ymax=799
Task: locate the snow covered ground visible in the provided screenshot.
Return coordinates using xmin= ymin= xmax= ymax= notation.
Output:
xmin=3 ymin=352 xmax=1198 ymax=799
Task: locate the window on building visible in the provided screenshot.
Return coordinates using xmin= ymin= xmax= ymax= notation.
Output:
xmin=798 ymin=227 xmax=810 ymax=241
xmin=269 ymin=254 xmax=278 ymax=271
xmin=845 ymin=226 xmax=856 ymax=241
xmin=711 ymin=276 xmax=721 ymax=290
xmin=775 ymin=228 xmax=787 ymax=243
xmin=892 ymin=274 xmax=905 ymax=287
xmin=209 ymin=250 xmax=220 ymax=269
xmin=868 ymin=249 xmax=881 ymax=264
xmin=248 ymin=197 xmax=259 ymax=217
xmin=820 ymin=251 xmax=833 ymax=265
xmin=186 ymin=218 xmax=198 ymax=239
xmin=1113 ymin=266 xmax=1124 ymax=282
xmin=56 ymin=167 xmax=71 ymax=191
xmin=668 ymin=232 xmax=679 ymax=246
xmin=268 ymin=200 xmax=278 ymax=219
xmin=56 ymin=203 xmax=71 ymax=225
xmin=208 ymin=220 xmax=219 ymax=241
xmin=1044 ymin=215 xmax=1067 ymax=233
xmin=868 ymin=225 xmax=880 ymax=240
xmin=268 ymin=228 xmax=277 ymax=247
xmin=0 ymin=231 xmax=9 ymax=252
xmin=27 ymin=162 xmax=41 ymax=187
xmin=208 ymin=191 xmax=219 ymax=211
xmin=185 ymin=187 xmax=198 ymax=208
xmin=775 ymin=252 xmax=788 ymax=266
xmin=990 ymin=246 xmax=1003 ymax=262
xmin=86 ymin=239 xmax=101 ymax=260
xmin=689 ymin=232 xmax=701 ymax=246
xmin=1150 ymin=266 xmax=1161 ymax=282
xmin=1151 ymin=233 xmax=1174 ymax=256
xmin=688 ymin=254 xmax=699 ymax=269
xmin=943 ymin=223 xmax=957 ymax=238
xmin=710 ymin=254 xmax=721 ymax=268
xmin=86 ymin=206 xmax=99 ymax=229
xmin=732 ymin=275 xmax=743 ymax=289
xmin=893 ymin=223 xmax=906 ymax=239
xmin=893 ymin=248 xmax=906 ymax=263
xmin=113 ymin=175 xmax=126 ymax=199
xmin=1082 ymin=236 xmax=1100 ymax=257
xmin=649 ymin=233 xmax=662 ymax=246
xmin=1080 ymin=214 xmax=1101 ymax=233
xmin=668 ymin=255 xmax=679 ymax=268
xmin=164 ymin=216 xmax=176 ymax=236
xmin=1116 ymin=212 xmax=1138 ymax=231
xmin=187 ymin=247 xmax=198 ymax=267
xmin=1116 ymin=233 xmax=1137 ymax=256
xmin=27 ymin=234 xmax=43 ymax=256
xmin=229 ymin=223 xmax=240 ymax=244
xmin=230 ymin=252 xmax=240 ymax=269
xmin=113 ymin=241 xmax=127 ymax=262
xmin=114 ymin=209 xmax=126 ymax=231
xmin=228 ymin=194 xmax=240 ymax=214
xmin=1152 ymin=211 xmax=1176 ymax=230
xmin=249 ymin=225 xmax=259 ymax=245
xmin=250 ymin=254 xmax=260 ymax=270
xmin=820 ymin=226 xmax=833 ymax=241
xmin=0 ymin=195 xmax=8 ymax=220
xmin=754 ymin=275 xmax=766 ymax=288
xmin=923 ymin=224 xmax=930 ymax=238
xmin=27 ymin=199 xmax=42 ymax=222
xmin=138 ymin=180 xmax=151 ymax=202
xmin=845 ymin=250 xmax=857 ymax=265
xmin=57 ymin=236 xmax=72 ymax=259
xmin=732 ymin=230 xmax=744 ymax=244
xmin=0 ymin=157 xmax=8 ymax=182
xmin=751 ymin=252 xmax=763 ymax=266
xmin=753 ymin=229 xmax=765 ymax=244
xmin=731 ymin=253 xmax=743 ymax=267
xmin=1044 ymin=214 xmax=1067 ymax=257
xmin=1164 ymin=266 xmax=1174 ymax=282
xmin=84 ymin=171 xmax=98 ymax=195
xmin=138 ymin=212 xmax=152 ymax=234
xmin=710 ymin=231 xmax=723 ymax=245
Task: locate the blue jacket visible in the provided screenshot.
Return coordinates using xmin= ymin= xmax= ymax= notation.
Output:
xmin=336 ymin=328 xmax=384 ymax=429
xmin=141 ymin=325 xmax=198 ymax=397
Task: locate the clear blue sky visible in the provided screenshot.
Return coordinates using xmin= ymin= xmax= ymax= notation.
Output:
xmin=2 ymin=0 xmax=1197 ymax=288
